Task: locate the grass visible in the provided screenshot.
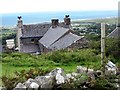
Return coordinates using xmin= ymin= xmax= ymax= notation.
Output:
xmin=1 ymin=49 xmax=101 ymax=78
xmin=2 ymin=63 xmax=77 ymax=77
xmin=1 ymin=49 xmax=119 ymax=89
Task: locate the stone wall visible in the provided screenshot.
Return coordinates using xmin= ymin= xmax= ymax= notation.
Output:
xmin=3 ymin=61 xmax=118 ymax=89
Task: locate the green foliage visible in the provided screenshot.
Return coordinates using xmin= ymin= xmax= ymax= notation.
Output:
xmin=2 ymin=68 xmax=51 ymax=89
xmin=46 ymin=49 xmax=101 ymax=68
xmin=62 ymin=74 xmax=116 ymax=89
xmin=1 ymin=49 xmax=118 ymax=89
xmin=62 ymin=73 xmax=89 ymax=89
xmin=88 ymin=36 xmax=120 ymax=63
xmin=2 ymin=33 xmax=16 ymax=45
xmin=91 ymin=77 xmax=116 ymax=90
xmin=1 ymin=27 xmax=17 ymax=45
xmin=106 ymin=38 xmax=120 ymax=62
xmin=2 ymin=49 xmax=101 ymax=77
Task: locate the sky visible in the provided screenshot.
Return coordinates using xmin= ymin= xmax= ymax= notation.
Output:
xmin=0 ymin=0 xmax=120 ymax=14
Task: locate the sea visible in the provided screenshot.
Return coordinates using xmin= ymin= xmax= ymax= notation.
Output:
xmin=2 ymin=10 xmax=118 ymax=27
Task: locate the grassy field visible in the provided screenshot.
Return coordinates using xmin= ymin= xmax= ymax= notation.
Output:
xmin=1 ymin=49 xmax=101 ymax=78
xmin=1 ymin=49 xmax=118 ymax=89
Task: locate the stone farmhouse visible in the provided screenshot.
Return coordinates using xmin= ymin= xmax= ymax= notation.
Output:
xmin=17 ymin=15 xmax=88 ymax=54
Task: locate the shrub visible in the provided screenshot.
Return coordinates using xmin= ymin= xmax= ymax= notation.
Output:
xmin=45 ymin=49 xmax=101 ymax=69
xmin=91 ymin=77 xmax=117 ymax=90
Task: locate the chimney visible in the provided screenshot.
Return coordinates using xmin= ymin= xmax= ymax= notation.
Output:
xmin=17 ymin=16 xmax=23 ymax=28
xmin=64 ymin=15 xmax=71 ymax=25
xmin=51 ymin=19 xmax=59 ymax=28
xmin=17 ymin=16 xmax=23 ymax=52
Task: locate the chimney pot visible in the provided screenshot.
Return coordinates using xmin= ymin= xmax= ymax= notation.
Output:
xmin=51 ymin=19 xmax=59 ymax=28
xmin=64 ymin=15 xmax=71 ymax=25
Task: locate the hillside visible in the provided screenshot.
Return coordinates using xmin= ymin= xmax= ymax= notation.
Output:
xmin=72 ymin=17 xmax=117 ymax=24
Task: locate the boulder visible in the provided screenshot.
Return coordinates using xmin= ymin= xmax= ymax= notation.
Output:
xmin=13 ymin=83 xmax=26 ymax=90
xmin=77 ymin=66 xmax=94 ymax=73
xmin=35 ymin=75 xmax=55 ymax=88
xmin=105 ymin=61 xmax=118 ymax=75
xmin=48 ymin=68 xmax=65 ymax=76
xmin=56 ymin=73 xmax=65 ymax=84
xmin=23 ymin=78 xmax=35 ymax=88
xmin=29 ymin=82 xmax=39 ymax=89
xmin=71 ymin=72 xmax=79 ymax=77
xmin=47 ymin=68 xmax=66 ymax=85
xmin=66 ymin=73 xmax=78 ymax=82
xmin=87 ymin=71 xmax=96 ymax=79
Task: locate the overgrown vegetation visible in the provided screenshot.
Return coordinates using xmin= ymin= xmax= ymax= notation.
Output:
xmin=62 ymin=74 xmax=117 ymax=90
xmin=1 ymin=46 xmax=119 ymax=89
xmin=1 ymin=18 xmax=119 ymax=89
xmin=1 ymin=28 xmax=17 ymax=45
xmin=2 ymin=68 xmax=51 ymax=89
xmin=88 ymin=36 xmax=120 ymax=64
xmin=2 ymin=49 xmax=101 ymax=75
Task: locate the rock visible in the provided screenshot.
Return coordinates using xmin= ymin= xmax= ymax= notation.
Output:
xmin=29 ymin=82 xmax=39 ymax=89
xmin=105 ymin=61 xmax=117 ymax=75
xmin=116 ymin=71 xmax=120 ymax=76
xmin=87 ymin=71 xmax=95 ymax=79
xmin=71 ymin=72 xmax=79 ymax=77
xmin=106 ymin=61 xmax=116 ymax=68
xmin=35 ymin=76 xmax=55 ymax=88
xmin=87 ymin=69 xmax=94 ymax=73
xmin=48 ymin=68 xmax=65 ymax=76
xmin=13 ymin=83 xmax=26 ymax=90
xmin=66 ymin=73 xmax=72 ymax=78
xmin=23 ymin=78 xmax=35 ymax=88
xmin=56 ymin=73 xmax=65 ymax=84
xmin=13 ymin=68 xmax=66 ymax=89
xmin=96 ymin=70 xmax=102 ymax=76
xmin=48 ymin=68 xmax=66 ymax=85
xmin=77 ymin=66 xmax=87 ymax=73
xmin=66 ymin=72 xmax=84 ymax=83
xmin=87 ymin=70 xmax=103 ymax=80
xmin=77 ymin=66 xmax=94 ymax=73
xmin=66 ymin=73 xmax=77 ymax=82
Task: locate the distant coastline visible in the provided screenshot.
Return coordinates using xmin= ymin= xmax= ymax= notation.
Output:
xmin=2 ymin=10 xmax=117 ymax=27
xmin=72 ymin=16 xmax=117 ymax=24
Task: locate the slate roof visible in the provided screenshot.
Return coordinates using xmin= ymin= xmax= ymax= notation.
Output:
xmin=39 ymin=26 xmax=70 ymax=48
xmin=22 ymin=23 xmax=51 ymax=37
xmin=49 ymin=32 xmax=82 ymax=50
xmin=21 ymin=22 xmax=71 ymax=38
xmin=107 ymin=27 xmax=120 ymax=38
